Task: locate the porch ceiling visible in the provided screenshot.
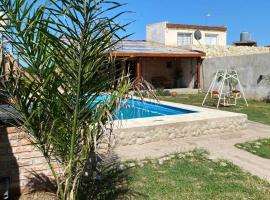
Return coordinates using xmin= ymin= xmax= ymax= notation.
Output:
xmin=112 ymin=40 xmax=205 ymax=58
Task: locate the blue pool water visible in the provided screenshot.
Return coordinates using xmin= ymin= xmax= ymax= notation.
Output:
xmin=89 ymin=96 xmax=196 ymax=120
xmin=115 ymin=99 xmax=196 ymax=120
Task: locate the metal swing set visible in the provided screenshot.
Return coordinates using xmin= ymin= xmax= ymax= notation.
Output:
xmin=202 ymin=69 xmax=248 ymax=109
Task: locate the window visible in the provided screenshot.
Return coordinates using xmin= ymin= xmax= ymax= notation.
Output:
xmin=177 ymin=33 xmax=192 ymax=46
xmin=205 ymin=34 xmax=218 ymax=45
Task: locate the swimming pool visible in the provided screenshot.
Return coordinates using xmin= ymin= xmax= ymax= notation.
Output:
xmin=90 ymin=96 xmax=196 ymax=120
xmin=91 ymin=96 xmax=248 ymax=148
xmin=115 ymin=99 xmax=196 ymax=120
xmin=112 ymin=99 xmax=247 ymax=147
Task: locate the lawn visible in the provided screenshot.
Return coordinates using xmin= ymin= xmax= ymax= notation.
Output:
xmin=236 ymin=138 xmax=270 ymax=159
xmin=159 ymin=93 xmax=270 ymax=125
xmin=128 ymin=150 xmax=270 ymax=200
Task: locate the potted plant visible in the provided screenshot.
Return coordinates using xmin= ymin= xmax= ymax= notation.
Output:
xmin=171 ymin=91 xmax=177 ymax=97
xmin=212 ymin=91 xmax=219 ymax=97
xmin=232 ymin=90 xmax=241 ymax=97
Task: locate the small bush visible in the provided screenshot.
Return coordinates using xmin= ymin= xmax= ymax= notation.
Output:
xmin=156 ymin=88 xmax=171 ymax=96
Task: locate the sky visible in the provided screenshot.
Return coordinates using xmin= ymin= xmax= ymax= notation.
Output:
xmin=117 ymin=0 xmax=270 ymax=46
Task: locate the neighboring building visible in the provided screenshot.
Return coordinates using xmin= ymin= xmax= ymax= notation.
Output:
xmin=146 ymin=21 xmax=227 ymax=47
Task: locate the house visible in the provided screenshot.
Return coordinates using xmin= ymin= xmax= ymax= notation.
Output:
xmin=113 ymin=40 xmax=205 ymax=90
xmin=146 ymin=21 xmax=227 ymax=46
xmin=112 ymin=21 xmax=228 ymax=91
xmin=112 ymin=22 xmax=228 ymax=91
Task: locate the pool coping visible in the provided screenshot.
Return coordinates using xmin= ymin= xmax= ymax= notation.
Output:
xmin=113 ymin=98 xmax=247 ymax=129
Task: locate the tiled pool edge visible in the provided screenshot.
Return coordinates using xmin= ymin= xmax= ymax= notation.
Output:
xmin=112 ymin=100 xmax=248 ymax=147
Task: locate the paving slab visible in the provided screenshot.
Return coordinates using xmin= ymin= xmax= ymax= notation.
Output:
xmin=114 ymin=121 xmax=270 ymax=181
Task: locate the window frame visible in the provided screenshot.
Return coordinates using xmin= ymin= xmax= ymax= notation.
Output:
xmin=177 ymin=32 xmax=193 ymax=46
xmin=205 ymin=33 xmax=219 ymax=46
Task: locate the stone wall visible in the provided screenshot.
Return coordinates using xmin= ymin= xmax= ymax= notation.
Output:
xmin=192 ymin=45 xmax=270 ymax=58
xmin=114 ymin=115 xmax=247 ymax=147
xmin=201 ymin=53 xmax=270 ymax=100
xmin=0 ymin=126 xmax=60 ymax=197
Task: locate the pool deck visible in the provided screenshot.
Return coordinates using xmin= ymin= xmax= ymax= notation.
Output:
xmin=112 ymin=99 xmax=247 ymax=147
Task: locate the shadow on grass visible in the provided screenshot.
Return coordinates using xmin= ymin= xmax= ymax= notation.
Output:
xmin=78 ymin=152 xmax=146 ymax=199
xmin=25 ymin=152 xmax=145 ymax=199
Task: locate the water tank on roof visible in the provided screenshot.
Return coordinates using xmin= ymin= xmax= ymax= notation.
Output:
xmin=240 ymin=32 xmax=250 ymax=41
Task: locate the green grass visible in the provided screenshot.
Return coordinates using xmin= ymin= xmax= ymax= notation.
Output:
xmin=159 ymin=93 xmax=270 ymax=125
xmin=128 ymin=150 xmax=270 ymax=200
xmin=236 ymin=138 xmax=270 ymax=159
xmin=124 ymin=94 xmax=270 ymax=199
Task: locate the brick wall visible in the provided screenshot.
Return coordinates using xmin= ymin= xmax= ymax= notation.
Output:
xmin=0 ymin=126 xmax=60 ymax=197
xmin=1 ymin=53 xmax=20 ymax=78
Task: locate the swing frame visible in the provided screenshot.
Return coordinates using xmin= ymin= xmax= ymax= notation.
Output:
xmin=202 ymin=69 xmax=248 ymax=109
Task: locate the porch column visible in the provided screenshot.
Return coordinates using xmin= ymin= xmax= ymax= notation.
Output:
xmin=196 ymin=58 xmax=202 ymax=89
xmin=136 ymin=58 xmax=142 ymax=81
xmin=120 ymin=61 xmax=126 ymax=75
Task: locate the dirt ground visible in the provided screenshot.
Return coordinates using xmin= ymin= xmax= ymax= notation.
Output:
xmin=19 ymin=192 xmax=56 ymax=200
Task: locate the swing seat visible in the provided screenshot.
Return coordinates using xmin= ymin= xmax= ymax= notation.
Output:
xmin=202 ymin=70 xmax=248 ymax=108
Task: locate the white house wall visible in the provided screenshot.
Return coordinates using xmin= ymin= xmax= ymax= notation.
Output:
xmin=165 ymin=28 xmax=227 ymax=46
xmin=146 ymin=21 xmax=167 ymax=44
xmin=146 ymin=22 xmax=227 ymax=46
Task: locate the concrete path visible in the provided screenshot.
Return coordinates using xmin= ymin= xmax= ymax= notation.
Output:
xmin=114 ymin=121 xmax=270 ymax=181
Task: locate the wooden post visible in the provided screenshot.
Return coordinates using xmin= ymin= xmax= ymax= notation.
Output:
xmin=120 ymin=61 xmax=126 ymax=75
xmin=196 ymin=58 xmax=202 ymax=89
xmin=136 ymin=59 xmax=142 ymax=81
xmin=135 ymin=59 xmax=142 ymax=89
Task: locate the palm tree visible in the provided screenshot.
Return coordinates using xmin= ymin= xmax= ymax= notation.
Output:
xmin=0 ymin=0 xmax=140 ymax=199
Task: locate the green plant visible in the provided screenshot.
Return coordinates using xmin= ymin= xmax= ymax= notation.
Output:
xmin=156 ymin=88 xmax=171 ymax=96
xmin=0 ymin=0 xmax=146 ymax=199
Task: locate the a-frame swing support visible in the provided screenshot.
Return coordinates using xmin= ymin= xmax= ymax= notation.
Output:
xmin=202 ymin=70 xmax=248 ymax=109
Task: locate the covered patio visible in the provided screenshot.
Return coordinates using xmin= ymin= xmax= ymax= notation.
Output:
xmin=112 ymin=40 xmax=205 ymax=90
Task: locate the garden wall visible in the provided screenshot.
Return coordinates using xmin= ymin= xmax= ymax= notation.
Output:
xmin=201 ymin=53 xmax=270 ymax=100
xmin=192 ymin=45 xmax=270 ymax=58
xmin=0 ymin=126 xmax=59 ymax=198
